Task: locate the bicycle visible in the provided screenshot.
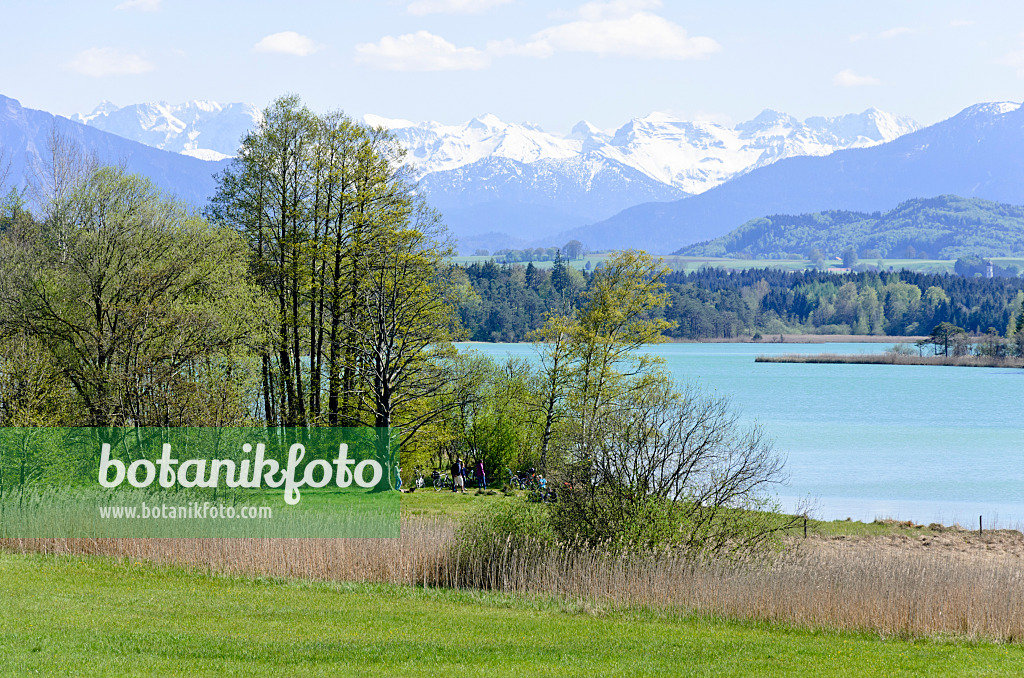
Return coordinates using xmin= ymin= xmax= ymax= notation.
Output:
xmin=506 ymin=467 xmax=525 ymax=491
xmin=432 ymin=471 xmax=451 ymax=491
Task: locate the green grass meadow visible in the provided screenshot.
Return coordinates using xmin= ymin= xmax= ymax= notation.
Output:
xmin=1 ymin=493 xmax=1017 ymax=676
xmin=4 ymin=552 xmax=1024 ymax=677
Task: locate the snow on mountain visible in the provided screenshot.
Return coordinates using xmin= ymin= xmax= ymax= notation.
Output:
xmin=374 ymin=108 xmax=920 ymax=197
xmin=0 ymin=94 xmax=228 ymax=208
xmin=71 ymin=101 xmax=261 ymax=159
xmin=553 ymin=101 xmax=1024 ymax=254
xmin=369 ymin=108 xmax=917 ymax=247
xmin=71 ymin=100 xmax=919 ymax=251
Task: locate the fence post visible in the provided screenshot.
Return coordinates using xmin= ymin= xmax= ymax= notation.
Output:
xmin=979 ymin=515 xmax=983 ymax=536
xmin=803 ymin=517 xmax=807 ymax=539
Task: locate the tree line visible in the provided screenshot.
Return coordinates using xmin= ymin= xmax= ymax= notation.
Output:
xmin=681 ymin=195 xmax=1024 ymax=260
xmin=455 ymin=263 xmax=1024 ymax=341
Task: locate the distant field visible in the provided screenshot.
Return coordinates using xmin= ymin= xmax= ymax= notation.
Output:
xmin=447 ymin=253 xmax=1023 ymax=275
xmin=5 ymin=552 xmax=1024 ymax=677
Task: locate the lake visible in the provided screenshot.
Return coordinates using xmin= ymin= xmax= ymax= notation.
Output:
xmin=460 ymin=341 xmax=1024 ymax=528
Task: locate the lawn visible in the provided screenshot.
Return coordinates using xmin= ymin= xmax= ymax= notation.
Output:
xmin=400 ymin=486 xmax=514 ymax=520
xmin=397 ymin=490 xmax=942 ymax=539
xmin=3 ymin=552 xmax=1024 ymax=677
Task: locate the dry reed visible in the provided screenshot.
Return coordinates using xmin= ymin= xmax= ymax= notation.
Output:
xmin=7 ymin=519 xmax=1024 ymax=642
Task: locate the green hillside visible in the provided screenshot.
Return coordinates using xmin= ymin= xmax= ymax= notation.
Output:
xmin=680 ymin=196 xmax=1024 ymax=260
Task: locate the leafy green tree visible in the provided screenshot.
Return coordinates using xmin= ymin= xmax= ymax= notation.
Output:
xmin=210 ymin=97 xmax=461 ymax=446
xmin=562 ymin=239 xmax=585 ymax=260
xmin=928 ymin=322 xmax=966 ymax=357
xmin=841 ymin=246 xmax=858 ymax=268
xmin=0 ymin=166 xmax=268 ymax=426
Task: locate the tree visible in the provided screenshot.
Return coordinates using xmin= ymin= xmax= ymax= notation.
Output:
xmin=527 ymin=314 xmax=575 ymax=471
xmin=550 ymin=250 xmax=573 ymax=302
xmin=809 ymin=247 xmax=826 ymax=269
xmin=550 ymin=378 xmax=796 ymax=556
xmin=562 ymin=239 xmax=585 ymax=261
xmin=928 ymin=322 xmax=966 ymax=357
xmin=0 ymin=166 xmax=268 ymax=426
xmin=25 ymin=123 xmax=99 ymax=219
xmin=569 ymin=250 xmax=675 ymax=429
xmin=209 ymin=96 xmax=463 ymax=486
xmin=841 ymin=246 xmax=858 ymax=268
xmin=341 ymin=203 xmax=459 ymax=443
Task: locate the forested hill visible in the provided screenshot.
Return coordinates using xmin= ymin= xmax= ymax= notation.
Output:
xmin=455 ymin=262 xmax=1024 ymax=341
xmin=679 ymin=196 xmax=1024 ymax=260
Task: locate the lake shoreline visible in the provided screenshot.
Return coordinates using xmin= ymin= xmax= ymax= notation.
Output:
xmin=461 ymin=334 xmax=925 ymax=346
xmin=666 ymin=334 xmax=925 ymax=344
xmin=756 ymin=352 xmax=1024 ymax=368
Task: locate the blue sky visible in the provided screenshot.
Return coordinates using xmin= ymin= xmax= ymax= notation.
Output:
xmin=3 ymin=0 xmax=1023 ymax=131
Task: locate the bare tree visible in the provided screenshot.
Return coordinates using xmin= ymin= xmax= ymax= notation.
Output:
xmin=551 ymin=378 xmax=800 ymax=557
xmin=25 ymin=122 xmax=98 ymax=217
xmin=0 ymin=141 xmax=11 ymax=192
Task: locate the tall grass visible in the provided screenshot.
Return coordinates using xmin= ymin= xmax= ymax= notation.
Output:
xmin=7 ymin=519 xmax=1024 ymax=642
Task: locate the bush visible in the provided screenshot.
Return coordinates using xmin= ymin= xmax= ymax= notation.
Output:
xmin=549 ymin=380 xmax=799 ymax=557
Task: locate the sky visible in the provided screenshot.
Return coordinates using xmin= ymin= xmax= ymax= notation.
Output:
xmin=2 ymin=0 xmax=1024 ymax=133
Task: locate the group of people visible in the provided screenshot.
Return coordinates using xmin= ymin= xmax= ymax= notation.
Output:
xmin=449 ymin=457 xmax=487 ymax=492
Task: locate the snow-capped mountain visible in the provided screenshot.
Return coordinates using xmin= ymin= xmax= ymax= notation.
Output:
xmin=0 ymin=95 xmax=228 ymax=207
xmin=71 ymin=101 xmax=261 ymax=161
xmin=70 ymin=100 xmax=918 ymax=250
xmin=367 ymin=108 xmax=919 ymax=196
xmin=365 ymin=108 xmax=917 ymax=247
xmin=555 ymin=102 xmax=1024 ymax=253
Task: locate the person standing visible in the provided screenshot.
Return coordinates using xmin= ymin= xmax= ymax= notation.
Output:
xmin=451 ymin=458 xmax=465 ymax=493
xmin=475 ymin=459 xmax=486 ymax=489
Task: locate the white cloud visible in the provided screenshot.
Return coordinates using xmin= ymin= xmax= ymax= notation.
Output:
xmin=355 ymin=31 xmax=491 ymax=71
xmin=950 ymin=19 xmax=975 ymax=27
xmin=486 ymin=38 xmax=553 ymax=58
xmin=407 ymin=0 xmax=512 ymax=15
xmin=504 ymin=9 xmax=719 ymax=60
xmin=253 ymin=32 xmax=320 ymax=57
xmin=833 ymin=69 xmax=881 ymax=87
xmin=66 ymin=47 xmax=154 ymax=77
xmin=115 ymin=0 xmax=160 ymax=11
xmin=576 ymin=0 xmax=663 ymax=21
xmin=880 ymin=26 xmax=914 ymax=39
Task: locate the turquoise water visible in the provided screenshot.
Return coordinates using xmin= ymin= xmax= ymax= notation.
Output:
xmin=460 ymin=342 xmax=1024 ymax=527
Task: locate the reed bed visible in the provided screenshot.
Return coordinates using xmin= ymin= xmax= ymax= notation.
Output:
xmin=755 ymin=353 xmax=1024 ymax=368
xmin=6 ymin=520 xmax=1024 ymax=642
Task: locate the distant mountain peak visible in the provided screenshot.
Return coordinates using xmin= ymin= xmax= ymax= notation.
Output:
xmin=958 ymin=101 xmax=1021 ymax=118
xmin=72 ymin=99 xmax=261 ymax=158
xmin=467 ymin=113 xmax=503 ymax=130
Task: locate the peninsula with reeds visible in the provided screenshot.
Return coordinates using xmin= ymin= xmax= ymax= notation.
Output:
xmin=757 ymin=321 xmax=1024 ymax=368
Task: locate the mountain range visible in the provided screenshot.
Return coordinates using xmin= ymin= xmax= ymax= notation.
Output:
xmin=68 ymin=100 xmax=919 ymax=249
xmin=557 ymin=102 xmax=1024 ymax=253
xmin=3 ymin=94 xmax=1023 ymax=260
xmin=71 ymin=100 xmax=261 ymax=162
xmin=0 ymin=95 xmax=228 ymax=207
xmin=345 ymin=109 xmax=919 ymax=246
